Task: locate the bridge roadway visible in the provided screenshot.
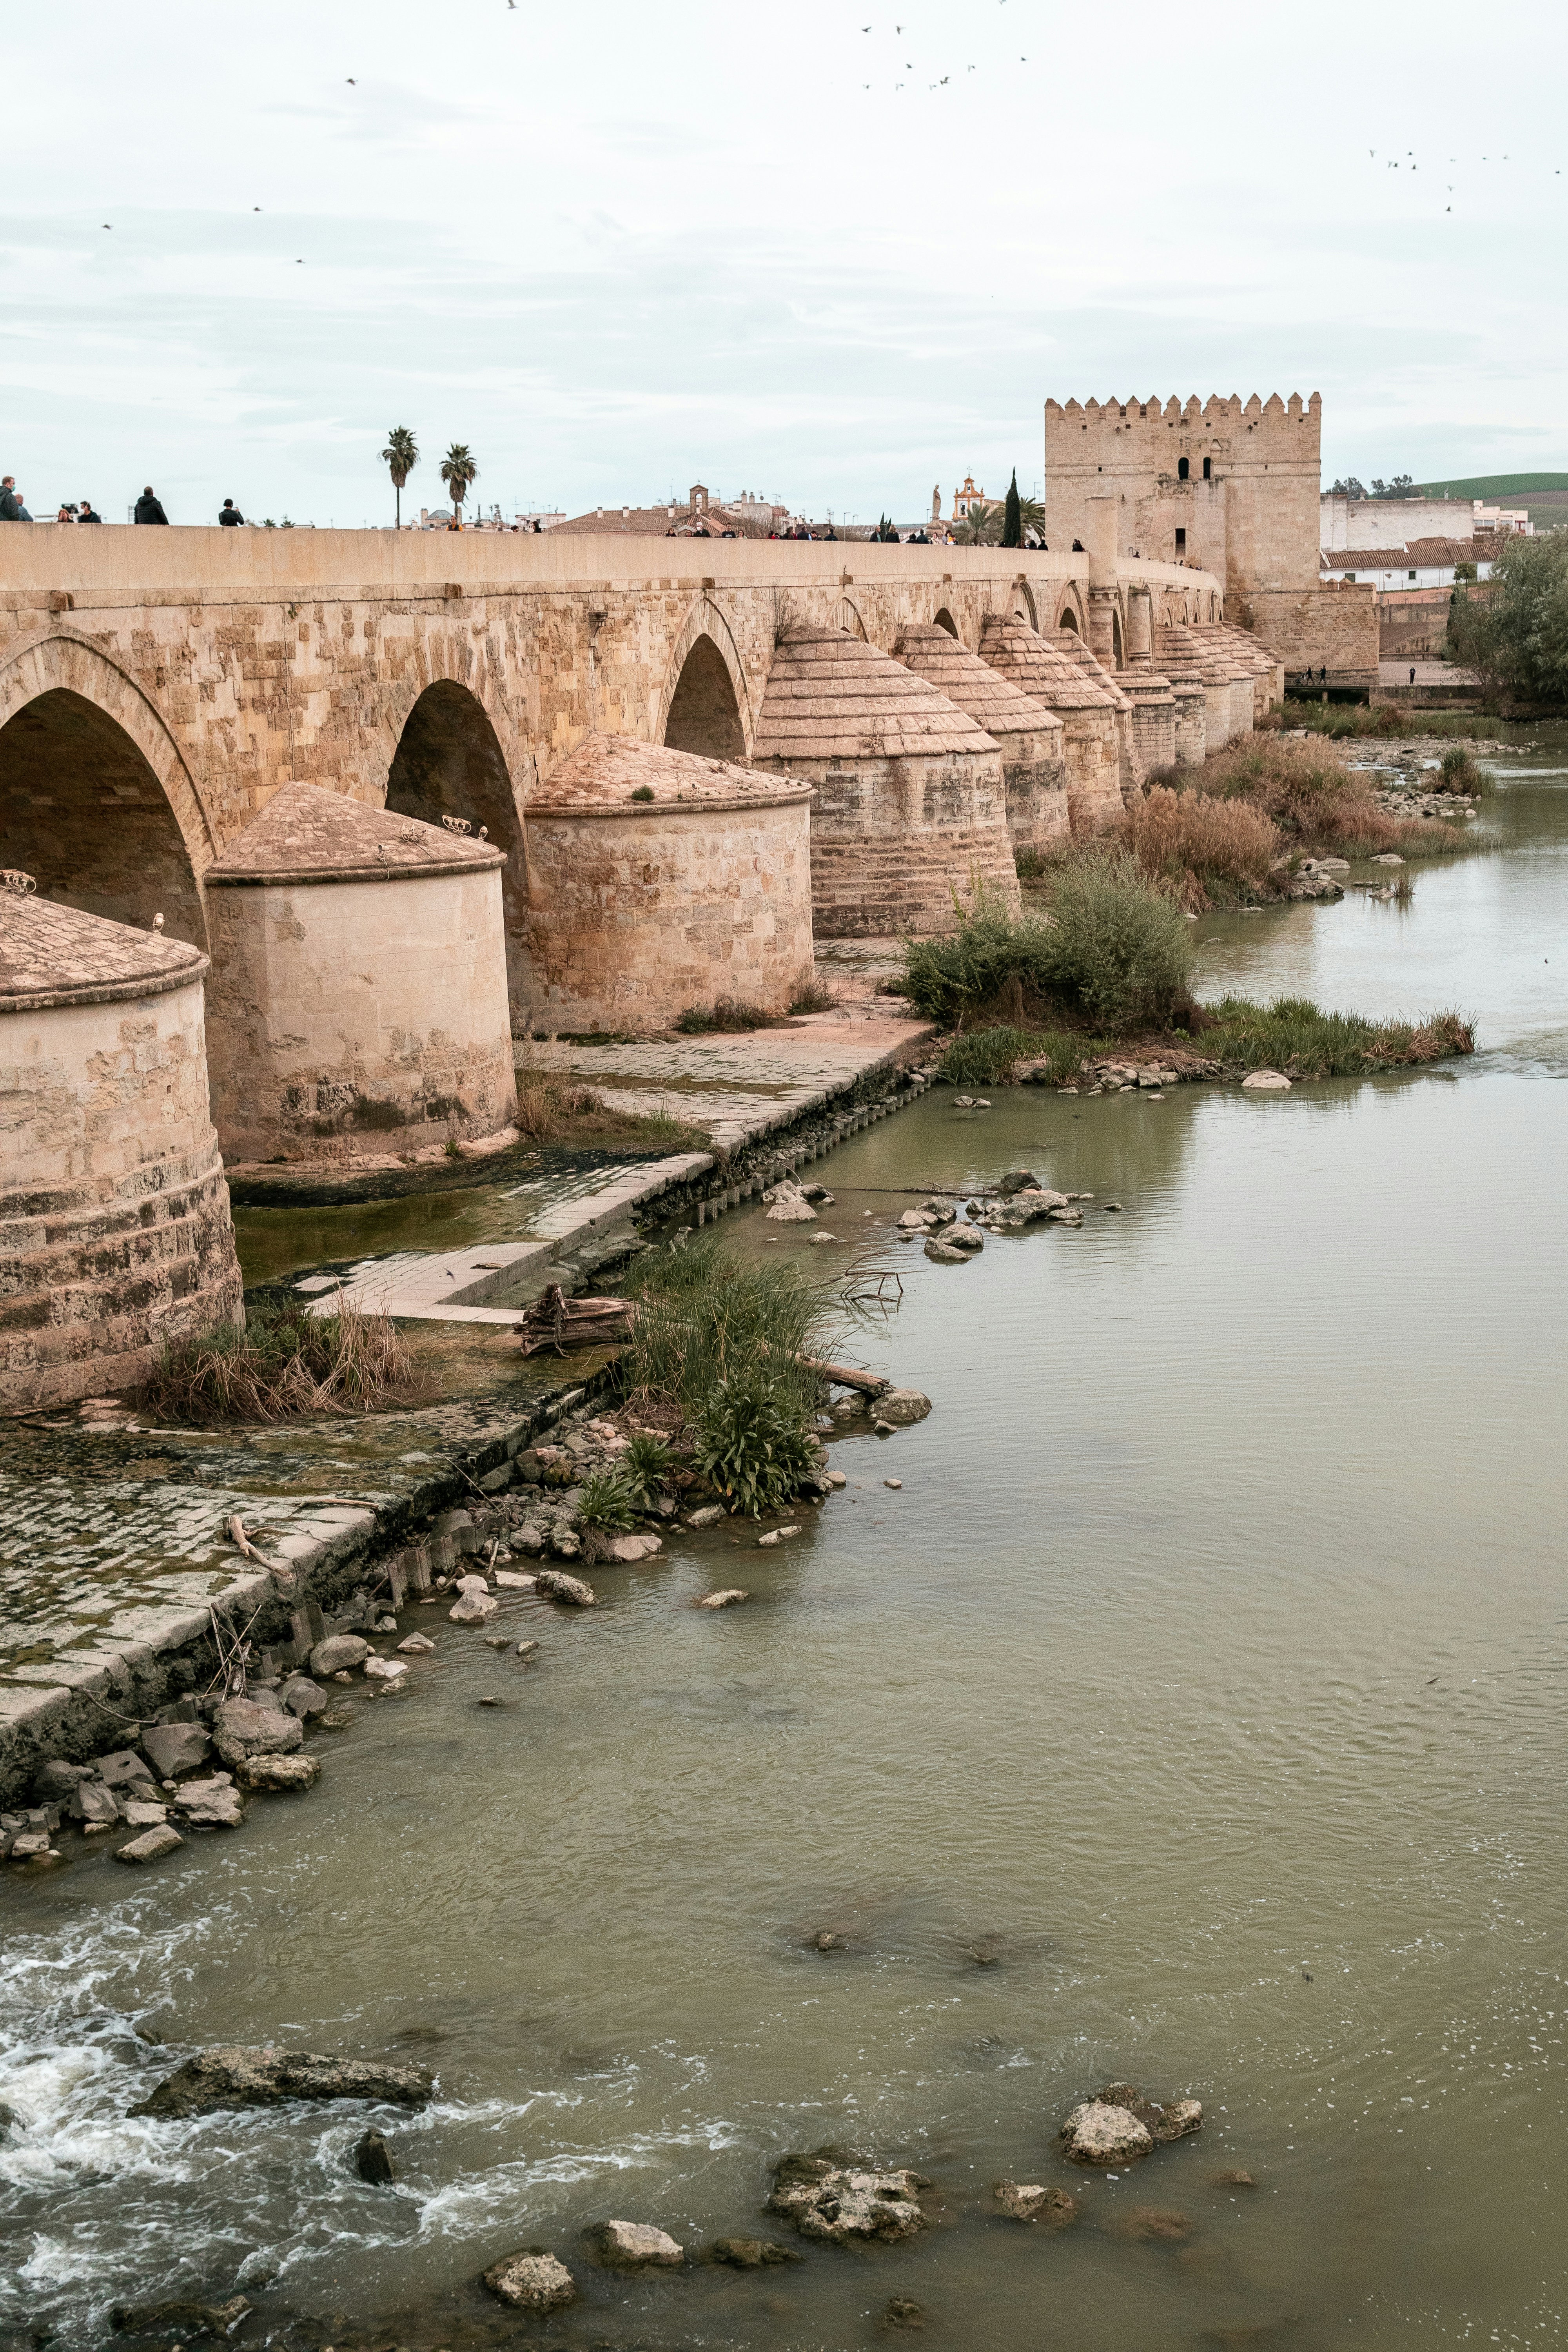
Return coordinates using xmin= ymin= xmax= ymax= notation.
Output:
xmin=0 ymin=523 xmax=1219 ymax=974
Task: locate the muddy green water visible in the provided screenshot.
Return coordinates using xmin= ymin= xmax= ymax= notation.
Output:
xmin=4 ymin=757 xmax=1567 ymax=2351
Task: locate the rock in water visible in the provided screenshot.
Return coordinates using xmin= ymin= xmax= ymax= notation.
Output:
xmin=885 ymin=2297 xmax=925 ymax=2329
xmin=697 ymin=1589 xmax=748 ymax=1608
xmin=535 ymin=1569 xmax=596 ymax=1606
xmin=363 ymin=1656 xmax=409 ymax=1680
xmin=1059 ymin=2100 xmax=1155 ymax=2166
xmin=995 ymin=1170 xmax=1042 ymax=1197
xmin=397 ymin=1632 xmax=436 ymax=1653
xmin=1060 ymin=2082 xmax=1201 ymax=2164
xmin=213 ymin=1699 xmax=303 ymax=1768
xmin=710 ymin=2237 xmax=800 ymax=2268
xmin=236 ymin=1754 xmax=320 ymax=1793
xmin=604 ymin=1532 xmax=662 ymax=1563
xmin=595 ymin=2219 xmax=685 ymax=2267
xmin=113 ymin=1825 xmax=184 ymax=1867
xmin=685 ymin=1504 xmax=724 ymax=1529
xmin=769 ymin=2150 xmax=927 ymax=2243
xmin=764 ymin=1183 xmax=817 ymax=1224
xmin=874 ymin=1388 xmax=932 ymax=1425
xmin=129 ymin=2046 xmax=435 ymax=2119
xmin=1240 ymin=1069 xmax=1291 ymax=1092
xmin=482 ymin=2250 xmax=578 ymax=2311
xmin=1116 ymin=2205 xmax=1190 ymax=2242
xmin=994 ymin=2181 xmax=1080 ymax=2226
xmin=448 ymin=1588 xmax=499 ymax=1625
xmin=140 ymin=1722 xmax=212 ymax=1780
xmin=279 ymin=1675 xmax=329 ymax=1719
xmin=310 ymin=1634 xmax=370 ymax=1677
xmin=924 ymin=1239 xmax=969 ymax=1263
xmin=355 ymin=2127 xmax=395 ymax=2184
xmin=109 ymin=2294 xmax=252 ymax=2337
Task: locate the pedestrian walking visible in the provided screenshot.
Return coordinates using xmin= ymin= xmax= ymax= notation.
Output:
xmin=134 ymin=486 xmax=169 ymax=524
xmin=218 ymin=498 xmax=244 ymax=526
xmin=0 ymin=476 xmax=29 ymax=521
xmin=1409 ymin=666 xmax=1416 ymax=686
xmin=78 ymin=499 xmax=102 ymax=522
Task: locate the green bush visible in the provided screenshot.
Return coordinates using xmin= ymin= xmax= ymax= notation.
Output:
xmin=1202 ymin=994 xmax=1474 ymax=1077
xmin=623 ymin=1432 xmax=675 ymax=1506
xmin=903 ymin=857 xmax=1193 ymax=1034
xmin=577 ymin=1466 xmax=638 ymax=1530
xmin=938 ymin=1026 xmax=1038 ymax=1085
xmin=1438 ymin=745 xmax=1492 ymax=795
xmin=693 ymin=1377 xmax=820 ymax=1517
xmin=620 ymin=1237 xmax=829 ymax=1430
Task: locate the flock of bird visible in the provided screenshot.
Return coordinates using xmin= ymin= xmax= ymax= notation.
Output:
xmin=1370 ymin=149 xmax=1561 ymax=214
xmin=855 ymin=9 xmax=1027 ymax=90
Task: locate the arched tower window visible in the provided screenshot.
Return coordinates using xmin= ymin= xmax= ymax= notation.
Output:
xmin=1178 ymin=457 xmax=1190 ymax=482
xmin=1203 ymin=457 xmax=1212 ymax=481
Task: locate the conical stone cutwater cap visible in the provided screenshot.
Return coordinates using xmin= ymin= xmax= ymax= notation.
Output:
xmin=753 ymin=626 xmax=1000 ymax=765
xmin=0 ymin=888 xmax=206 ymax=1012
xmin=978 ymin=615 xmax=1117 ymax=711
xmin=891 ymin=622 xmax=1065 ymax=745
xmin=1044 ymin=629 xmax=1132 ymax=712
xmin=205 ymin=781 xmax=505 ymax=886
xmin=530 ymin=732 xmax=809 ymax=810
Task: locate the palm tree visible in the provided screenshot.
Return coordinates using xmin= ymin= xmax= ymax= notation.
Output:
xmin=381 ymin=427 xmax=418 ymax=528
xmin=440 ymin=443 xmax=478 ymax=527
xmin=951 ymin=498 xmax=1002 ymax=547
xmin=1016 ymin=494 xmax=1047 ymax=548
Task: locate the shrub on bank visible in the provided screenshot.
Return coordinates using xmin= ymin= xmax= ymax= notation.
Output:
xmin=140 ymin=1300 xmax=423 ymax=1426
xmin=675 ymin=997 xmax=786 ymax=1034
xmin=1195 ymin=735 xmax=1460 ymax=860
xmin=906 ymin=856 xmax=1195 ymax=1032
xmin=693 ymin=1378 xmax=822 ymax=1518
xmin=1119 ymin=784 xmax=1280 ymax=909
xmin=620 ymin=1236 xmax=828 ymax=1432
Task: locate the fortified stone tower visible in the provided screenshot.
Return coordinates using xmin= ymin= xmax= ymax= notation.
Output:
xmin=1044 ymin=394 xmax=1375 ymax=686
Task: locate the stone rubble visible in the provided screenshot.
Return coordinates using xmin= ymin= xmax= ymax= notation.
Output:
xmin=769 ymin=2149 xmax=929 ymax=2243
xmin=483 ymin=2249 xmax=578 ymax=2311
xmin=1060 ymin=2082 xmax=1203 ymax=2166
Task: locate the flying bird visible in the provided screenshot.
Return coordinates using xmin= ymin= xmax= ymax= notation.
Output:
xmin=346 ymin=77 xmax=356 ymax=83
xmin=102 ymin=222 xmax=111 ymax=229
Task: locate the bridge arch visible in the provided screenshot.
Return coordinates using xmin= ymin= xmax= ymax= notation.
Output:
xmin=0 ymin=635 xmax=214 ymax=948
xmin=1053 ymin=585 xmax=1088 ymax=636
xmin=1009 ymin=583 xmax=1039 ymax=632
xmin=386 ymin=678 xmax=528 ymax=1031
xmin=931 ymin=606 xmax=960 ymax=639
xmin=831 ymin=596 xmax=867 ymax=641
xmin=658 ymin=599 xmax=750 ymax=759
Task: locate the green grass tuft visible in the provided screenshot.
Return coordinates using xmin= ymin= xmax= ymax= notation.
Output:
xmin=1201 ymin=995 xmax=1474 ymax=1078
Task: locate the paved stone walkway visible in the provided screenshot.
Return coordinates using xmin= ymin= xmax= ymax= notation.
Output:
xmin=0 ymin=1008 xmax=929 ymax=1797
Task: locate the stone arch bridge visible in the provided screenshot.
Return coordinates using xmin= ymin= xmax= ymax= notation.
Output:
xmin=0 ymin=526 xmax=1220 ymax=1022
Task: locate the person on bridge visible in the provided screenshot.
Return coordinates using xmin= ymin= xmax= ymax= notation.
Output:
xmin=78 ymin=498 xmax=102 ymax=522
xmin=219 ymin=498 xmax=245 ymax=526
xmin=1409 ymin=666 xmax=1417 ymax=685
xmin=134 ymin=486 xmax=169 ymax=524
xmin=0 ymin=476 xmax=29 ymax=521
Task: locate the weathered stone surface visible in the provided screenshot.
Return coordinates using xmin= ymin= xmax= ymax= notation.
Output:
xmin=536 ymin=1569 xmax=596 ymax=1606
xmin=757 ymin=1525 xmax=802 ymax=1548
xmin=173 ymin=1775 xmax=246 ymax=1828
xmin=994 ymin=2181 xmax=1080 ymax=2226
xmin=765 ymin=1183 xmax=818 ymax=1223
xmin=604 ymin=1532 xmax=662 ymax=1563
xmin=397 ymin=1632 xmax=436 ymax=1653
xmin=129 ymin=2046 xmax=436 ymax=2119
xmin=355 ymin=2127 xmax=395 ymax=2185
xmin=113 ymin=1825 xmax=183 ymax=1866
xmin=595 ymin=2219 xmax=685 ymax=2267
xmin=363 ymin=1655 xmax=409 ymax=1681
xmin=236 ymin=1753 xmax=320 ymax=1793
xmin=214 ymin=1699 xmax=304 ymax=1766
xmin=697 ymin=1588 xmax=749 ymax=1608
xmin=995 ymin=1169 xmax=1042 ymax=1197
xmin=769 ymin=2151 xmax=927 ymax=2243
xmin=483 ymin=2250 xmax=578 ymax=2311
xmin=140 ymin=1722 xmax=212 ymax=1780
xmin=280 ymin=1674 xmax=329 ymax=1719
xmin=448 ymin=1589 xmax=499 ymax=1625
xmin=121 ymin=1800 xmax=171 ymax=1827
xmin=924 ymin=1239 xmax=969 ymax=1263
xmin=98 ymin=1748 xmax=154 ymax=1789
xmin=874 ymin=1388 xmax=932 ymax=1425
xmin=310 ymin=1634 xmax=370 ymax=1677
xmin=109 ymin=2294 xmax=251 ymax=2337
xmin=34 ymin=1759 xmax=95 ymax=1801
xmin=1060 ymin=2100 xmax=1155 ymax=2166
xmin=710 ymin=2237 xmax=801 ymax=2268
xmin=73 ymin=1780 xmax=122 ymax=1826
xmin=493 ymin=1568 xmax=536 ymax=1588
xmin=686 ymin=1505 xmax=725 ymax=1529
xmin=1240 ymin=1069 xmax=1291 ymax=1092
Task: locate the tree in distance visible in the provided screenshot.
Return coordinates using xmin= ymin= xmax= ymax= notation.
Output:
xmin=440 ymin=443 xmax=478 ymax=527
xmin=381 ymin=426 xmax=418 ymax=528
xmin=1002 ymin=469 xmax=1022 ymax=548
xmin=952 ymin=498 xmax=1002 ymax=546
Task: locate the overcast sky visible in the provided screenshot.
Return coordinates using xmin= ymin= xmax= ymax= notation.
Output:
xmin=2 ymin=0 xmax=1561 ymax=526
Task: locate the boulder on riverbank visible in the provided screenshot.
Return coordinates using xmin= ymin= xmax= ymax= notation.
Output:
xmin=710 ymin=2236 xmax=802 ymax=2268
xmin=140 ymin=1722 xmax=211 ymax=1780
xmin=310 ymin=1634 xmax=370 ymax=1677
xmin=535 ymin=1568 xmax=596 ymax=1606
xmin=109 ymin=2294 xmax=251 ymax=2337
xmin=129 ymin=2045 xmax=435 ymax=2119
xmin=482 ymin=2249 xmax=578 ymax=2311
xmin=214 ymin=1700 xmax=304 ymax=1769
xmin=236 ymin=1753 xmax=319 ymax=1793
xmin=873 ymin=1389 xmax=932 ymax=1426
xmin=769 ymin=2149 xmax=929 ymax=2243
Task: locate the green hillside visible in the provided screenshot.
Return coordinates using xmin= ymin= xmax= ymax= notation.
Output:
xmin=1415 ymin=472 xmax=1568 ymax=497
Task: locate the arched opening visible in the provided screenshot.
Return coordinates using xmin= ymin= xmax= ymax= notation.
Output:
xmin=1112 ymin=608 xmax=1125 ymax=667
xmin=663 ymin=633 xmax=745 ymax=760
xmin=1059 ymin=608 xmax=1080 ymax=635
xmin=1202 ymin=456 xmax=1212 ymax=481
xmin=1178 ymin=456 xmax=1190 ymax=482
xmin=0 ymin=688 xmax=205 ymax=946
xmin=832 ymin=598 xmax=867 ymax=641
xmin=932 ymin=607 xmax=959 ymax=639
xmin=387 ymin=681 xmax=527 ymax=1031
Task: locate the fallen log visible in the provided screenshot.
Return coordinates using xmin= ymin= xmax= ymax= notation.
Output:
xmin=515 ymin=1285 xmax=636 ymax=1357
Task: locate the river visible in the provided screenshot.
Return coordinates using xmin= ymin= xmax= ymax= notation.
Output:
xmin=3 ymin=744 xmax=1565 ymax=2351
